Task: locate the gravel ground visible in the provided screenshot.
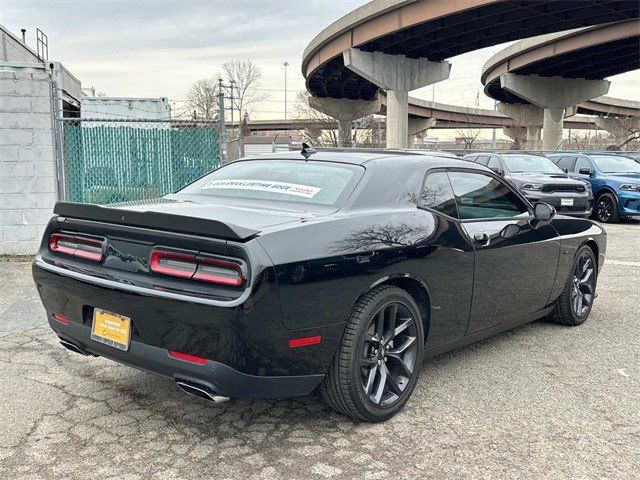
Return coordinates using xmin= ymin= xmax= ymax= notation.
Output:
xmin=0 ymin=220 xmax=638 ymax=479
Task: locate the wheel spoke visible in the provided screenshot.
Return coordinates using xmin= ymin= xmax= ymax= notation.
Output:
xmin=576 ymin=294 xmax=583 ymax=314
xmin=374 ymin=311 xmax=384 ymax=337
xmin=392 ymin=318 xmax=412 ymax=339
xmin=383 ymin=364 xmax=403 ymax=396
xmin=389 ymin=335 xmax=416 ymax=355
xmin=384 ymin=304 xmax=397 ymax=339
xmin=387 ymin=352 xmax=414 ymax=377
xmin=372 ymin=365 xmax=387 ymax=404
xmin=363 ymin=365 xmax=377 ymax=394
xmin=580 ymin=268 xmax=593 ymax=283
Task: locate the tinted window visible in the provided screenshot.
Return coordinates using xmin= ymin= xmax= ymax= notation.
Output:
xmin=178 ymin=160 xmax=362 ymax=205
xmin=591 ymin=155 xmax=640 ymax=174
xmin=419 ymin=172 xmax=458 ymax=218
xmin=574 ymin=157 xmax=593 ymax=174
xmin=556 ymin=156 xmax=576 ymax=171
xmin=502 ymin=154 xmax=562 ymax=174
xmin=448 ymin=171 xmax=529 ymax=220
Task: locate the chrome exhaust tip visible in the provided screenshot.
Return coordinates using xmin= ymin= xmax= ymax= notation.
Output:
xmin=59 ymin=338 xmax=91 ymax=356
xmin=175 ymin=380 xmax=230 ymax=403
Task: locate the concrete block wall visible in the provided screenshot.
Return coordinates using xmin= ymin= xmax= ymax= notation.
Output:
xmin=1 ymin=69 xmax=57 ymax=255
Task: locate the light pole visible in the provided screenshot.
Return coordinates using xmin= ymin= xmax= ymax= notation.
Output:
xmin=283 ymin=61 xmax=289 ymax=121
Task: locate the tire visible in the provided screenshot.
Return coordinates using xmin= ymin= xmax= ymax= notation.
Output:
xmin=594 ymin=192 xmax=620 ymax=223
xmin=320 ymin=285 xmax=424 ymax=422
xmin=548 ymin=245 xmax=598 ymax=326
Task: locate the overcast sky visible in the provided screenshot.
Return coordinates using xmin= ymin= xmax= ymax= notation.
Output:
xmin=2 ymin=0 xmax=638 ymax=121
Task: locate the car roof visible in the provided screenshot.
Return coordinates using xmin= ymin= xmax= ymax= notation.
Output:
xmin=238 ymin=150 xmax=486 ymax=171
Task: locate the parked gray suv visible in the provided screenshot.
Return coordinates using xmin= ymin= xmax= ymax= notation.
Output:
xmin=464 ymin=153 xmax=593 ymax=217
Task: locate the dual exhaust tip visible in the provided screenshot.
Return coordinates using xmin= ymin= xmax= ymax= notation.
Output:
xmin=58 ymin=337 xmax=230 ymax=404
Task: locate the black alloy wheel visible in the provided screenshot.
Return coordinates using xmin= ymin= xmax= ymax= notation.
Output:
xmin=320 ymin=285 xmax=424 ymax=422
xmin=595 ymin=193 xmax=619 ymax=223
xmin=548 ymin=245 xmax=598 ymax=326
xmin=359 ymin=302 xmax=419 ymax=407
xmin=571 ymin=251 xmax=596 ymax=319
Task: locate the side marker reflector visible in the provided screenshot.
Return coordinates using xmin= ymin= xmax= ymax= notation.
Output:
xmin=52 ymin=313 xmax=70 ymax=325
xmin=289 ymin=336 xmax=322 ymax=348
xmin=168 ymin=350 xmax=206 ymax=365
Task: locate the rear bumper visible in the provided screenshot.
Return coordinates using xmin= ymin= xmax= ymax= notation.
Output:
xmin=52 ymin=318 xmax=323 ymax=398
xmin=33 ymin=258 xmax=344 ymax=396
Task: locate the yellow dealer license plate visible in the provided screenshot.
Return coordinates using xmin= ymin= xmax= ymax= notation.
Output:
xmin=91 ymin=309 xmax=131 ymax=351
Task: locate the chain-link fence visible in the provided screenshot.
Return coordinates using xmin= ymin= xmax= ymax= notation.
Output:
xmin=61 ymin=118 xmax=220 ymax=204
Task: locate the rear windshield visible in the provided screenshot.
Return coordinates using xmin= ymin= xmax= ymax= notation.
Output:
xmin=502 ymin=154 xmax=562 ymax=174
xmin=178 ymin=160 xmax=363 ymax=205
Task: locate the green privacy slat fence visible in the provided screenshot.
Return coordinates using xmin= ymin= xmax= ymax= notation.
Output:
xmin=62 ymin=119 xmax=219 ymax=204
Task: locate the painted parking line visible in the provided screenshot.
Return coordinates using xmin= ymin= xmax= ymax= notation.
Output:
xmin=607 ymin=259 xmax=640 ymax=267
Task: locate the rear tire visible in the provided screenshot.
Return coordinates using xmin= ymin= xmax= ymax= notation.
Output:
xmin=594 ymin=192 xmax=619 ymax=223
xmin=320 ymin=285 xmax=424 ymax=422
xmin=548 ymin=245 xmax=597 ymax=326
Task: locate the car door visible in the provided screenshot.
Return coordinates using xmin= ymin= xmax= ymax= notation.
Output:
xmin=446 ymin=169 xmax=561 ymax=334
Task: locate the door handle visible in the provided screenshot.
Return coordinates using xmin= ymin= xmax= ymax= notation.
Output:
xmin=474 ymin=232 xmax=490 ymax=246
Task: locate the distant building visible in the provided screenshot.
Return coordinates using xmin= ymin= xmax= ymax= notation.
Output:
xmin=81 ymin=96 xmax=171 ymax=122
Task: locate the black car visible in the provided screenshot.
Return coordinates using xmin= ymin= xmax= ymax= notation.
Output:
xmin=32 ymin=150 xmax=606 ymax=422
xmin=464 ymin=152 xmax=593 ymax=217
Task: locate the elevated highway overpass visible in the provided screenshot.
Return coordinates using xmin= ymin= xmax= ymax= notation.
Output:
xmin=302 ymin=0 xmax=639 ymax=147
xmin=481 ymin=19 xmax=640 ymax=148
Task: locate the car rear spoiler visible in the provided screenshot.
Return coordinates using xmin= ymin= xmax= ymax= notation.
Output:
xmin=53 ymin=202 xmax=260 ymax=241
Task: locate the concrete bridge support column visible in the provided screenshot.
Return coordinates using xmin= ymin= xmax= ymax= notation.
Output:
xmin=408 ymin=117 xmax=436 ymax=147
xmin=500 ymin=74 xmax=610 ymax=151
xmin=308 ymin=96 xmax=381 ymax=147
xmin=344 ymin=48 xmax=450 ymax=148
xmin=497 ymin=103 xmax=543 ymax=150
xmin=503 ymin=126 xmax=528 ymax=149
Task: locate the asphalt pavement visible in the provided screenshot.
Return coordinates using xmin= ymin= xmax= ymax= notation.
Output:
xmin=0 ymin=220 xmax=638 ymax=479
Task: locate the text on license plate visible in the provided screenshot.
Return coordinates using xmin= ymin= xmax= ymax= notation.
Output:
xmin=91 ymin=308 xmax=131 ymax=351
xmin=561 ymin=198 xmax=574 ymax=207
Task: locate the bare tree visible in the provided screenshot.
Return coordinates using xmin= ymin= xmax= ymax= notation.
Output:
xmin=186 ymin=77 xmax=220 ymax=119
xmin=222 ymin=60 xmax=269 ymax=118
xmin=293 ymin=91 xmax=339 ymax=146
xmin=452 ymin=109 xmax=484 ymax=151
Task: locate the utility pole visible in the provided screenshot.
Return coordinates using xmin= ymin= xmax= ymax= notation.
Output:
xmin=283 ymin=61 xmax=289 ymax=121
xmin=229 ymin=79 xmax=236 ymax=125
xmin=218 ymin=78 xmax=227 ymax=163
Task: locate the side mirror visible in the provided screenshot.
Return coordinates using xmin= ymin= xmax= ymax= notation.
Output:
xmin=579 ymin=168 xmax=593 ymax=176
xmin=561 ymin=167 xmax=568 ymax=174
xmin=534 ymin=202 xmax=555 ymax=222
xmin=489 ymin=166 xmax=503 ymax=175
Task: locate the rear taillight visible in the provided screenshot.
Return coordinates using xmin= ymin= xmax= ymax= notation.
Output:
xmin=149 ymin=249 xmax=245 ymax=287
xmin=49 ymin=233 xmax=104 ymax=261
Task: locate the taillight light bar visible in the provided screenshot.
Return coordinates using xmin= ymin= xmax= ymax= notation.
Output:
xmin=49 ymin=233 xmax=104 ymax=262
xmin=149 ymin=249 xmax=245 ymax=287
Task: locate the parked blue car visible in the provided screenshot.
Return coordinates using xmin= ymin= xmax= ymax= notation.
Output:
xmin=547 ymin=152 xmax=640 ymax=223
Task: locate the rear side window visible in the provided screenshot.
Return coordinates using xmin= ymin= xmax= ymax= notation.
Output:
xmin=556 ymin=156 xmax=576 ymax=171
xmin=178 ymin=160 xmax=363 ymax=205
xmin=447 ymin=171 xmax=529 ymax=220
xmin=475 ymin=155 xmax=490 ymax=166
xmin=419 ymin=172 xmax=458 ymax=218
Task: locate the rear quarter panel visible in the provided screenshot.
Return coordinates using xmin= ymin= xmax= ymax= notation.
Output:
xmin=257 ymin=209 xmax=476 ymax=347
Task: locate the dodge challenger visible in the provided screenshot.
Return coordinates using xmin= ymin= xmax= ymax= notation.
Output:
xmin=32 ymin=149 xmax=606 ymax=422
